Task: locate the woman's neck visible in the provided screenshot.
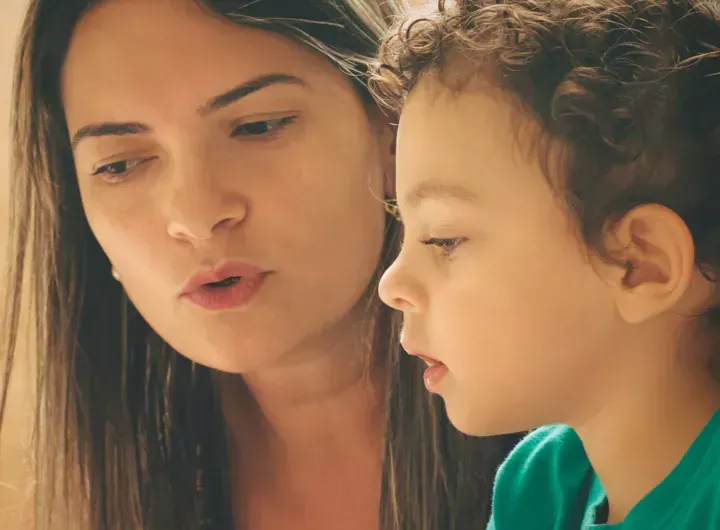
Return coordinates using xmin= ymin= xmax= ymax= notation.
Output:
xmin=218 ymin=314 xmax=386 ymax=528
xmin=218 ymin=309 xmax=386 ymax=474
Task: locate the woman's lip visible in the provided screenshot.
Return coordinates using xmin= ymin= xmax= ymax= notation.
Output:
xmin=181 ymin=272 xmax=269 ymax=310
xmin=180 ymin=260 xmax=268 ymax=296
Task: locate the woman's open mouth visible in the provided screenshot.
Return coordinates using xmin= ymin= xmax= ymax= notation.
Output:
xmin=183 ymin=274 xmax=267 ymax=310
xmin=205 ymin=276 xmax=241 ymax=288
xmin=180 ymin=261 xmax=270 ymax=311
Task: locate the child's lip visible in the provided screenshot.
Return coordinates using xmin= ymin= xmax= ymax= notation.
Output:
xmin=413 ymin=353 xmax=445 ymax=367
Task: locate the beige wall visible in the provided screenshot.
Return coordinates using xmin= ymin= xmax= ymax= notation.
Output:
xmin=0 ymin=3 xmax=32 ymax=529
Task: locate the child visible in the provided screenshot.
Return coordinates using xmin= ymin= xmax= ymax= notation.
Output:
xmin=371 ymin=0 xmax=720 ymax=528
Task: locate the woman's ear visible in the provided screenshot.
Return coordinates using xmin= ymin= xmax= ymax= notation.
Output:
xmin=381 ymin=121 xmax=397 ymax=198
xmin=368 ymin=104 xmax=397 ymax=198
xmin=385 ymin=153 xmax=396 ymax=199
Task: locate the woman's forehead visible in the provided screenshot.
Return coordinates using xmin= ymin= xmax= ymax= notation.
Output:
xmin=61 ymin=0 xmax=348 ymax=132
xmin=64 ymin=0 xmax=312 ymax=86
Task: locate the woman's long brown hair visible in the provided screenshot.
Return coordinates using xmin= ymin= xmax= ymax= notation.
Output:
xmin=0 ymin=1 xmax=517 ymax=528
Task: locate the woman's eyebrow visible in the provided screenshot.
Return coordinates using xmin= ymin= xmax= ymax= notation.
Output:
xmin=71 ymin=73 xmax=309 ymax=148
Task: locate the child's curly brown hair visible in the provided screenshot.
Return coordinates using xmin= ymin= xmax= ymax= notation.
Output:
xmin=371 ymin=0 xmax=720 ymax=356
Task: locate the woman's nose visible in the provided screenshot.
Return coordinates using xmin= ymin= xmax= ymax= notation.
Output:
xmin=164 ymin=172 xmax=249 ymax=242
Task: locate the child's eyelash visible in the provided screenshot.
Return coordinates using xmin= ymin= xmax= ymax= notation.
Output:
xmin=420 ymin=237 xmax=467 ymax=257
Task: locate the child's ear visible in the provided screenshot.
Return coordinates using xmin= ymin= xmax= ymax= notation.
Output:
xmin=599 ymin=204 xmax=695 ymax=324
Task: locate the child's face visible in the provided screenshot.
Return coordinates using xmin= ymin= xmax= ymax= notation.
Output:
xmin=379 ymin=78 xmax=626 ymax=436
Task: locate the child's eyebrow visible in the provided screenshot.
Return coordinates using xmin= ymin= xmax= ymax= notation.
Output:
xmin=403 ymin=180 xmax=478 ymax=209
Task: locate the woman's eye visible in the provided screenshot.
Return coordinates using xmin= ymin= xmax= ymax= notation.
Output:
xmin=231 ymin=116 xmax=297 ymax=138
xmin=420 ymin=237 xmax=467 ymax=258
xmin=91 ymin=157 xmax=150 ymax=182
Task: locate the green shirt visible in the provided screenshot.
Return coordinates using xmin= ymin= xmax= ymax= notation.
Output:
xmin=487 ymin=411 xmax=720 ymax=529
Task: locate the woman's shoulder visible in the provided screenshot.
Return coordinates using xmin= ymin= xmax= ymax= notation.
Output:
xmin=487 ymin=425 xmax=593 ymax=530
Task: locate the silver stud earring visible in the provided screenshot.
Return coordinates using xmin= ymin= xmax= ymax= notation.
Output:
xmin=111 ymin=267 xmax=121 ymax=281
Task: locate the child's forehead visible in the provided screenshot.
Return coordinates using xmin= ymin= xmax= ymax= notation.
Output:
xmin=397 ymin=77 xmax=539 ymax=167
xmin=395 ymin=77 xmax=566 ymax=212
xmin=401 ymin=73 xmax=531 ymax=134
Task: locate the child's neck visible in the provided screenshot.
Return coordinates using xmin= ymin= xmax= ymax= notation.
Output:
xmin=572 ymin=359 xmax=720 ymax=524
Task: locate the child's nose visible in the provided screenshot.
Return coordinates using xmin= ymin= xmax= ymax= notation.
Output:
xmin=378 ymin=257 xmax=425 ymax=313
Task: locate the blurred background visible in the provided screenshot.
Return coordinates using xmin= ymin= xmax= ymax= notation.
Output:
xmin=0 ymin=2 xmax=32 ymax=527
xmin=0 ymin=1 xmax=430 ymax=527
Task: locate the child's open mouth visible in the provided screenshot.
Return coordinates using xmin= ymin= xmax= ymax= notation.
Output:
xmin=416 ymin=355 xmax=449 ymax=393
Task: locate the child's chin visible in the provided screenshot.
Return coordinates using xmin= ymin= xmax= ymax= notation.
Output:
xmin=444 ymin=398 xmax=528 ymax=437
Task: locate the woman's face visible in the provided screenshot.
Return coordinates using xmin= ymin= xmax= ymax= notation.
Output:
xmin=62 ymin=0 xmax=393 ymax=373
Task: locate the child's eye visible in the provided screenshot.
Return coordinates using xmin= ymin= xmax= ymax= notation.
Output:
xmin=420 ymin=237 xmax=467 ymax=258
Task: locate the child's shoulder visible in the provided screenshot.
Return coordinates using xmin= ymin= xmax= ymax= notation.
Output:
xmin=495 ymin=425 xmax=590 ymax=493
xmin=488 ymin=425 xmax=593 ymax=530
